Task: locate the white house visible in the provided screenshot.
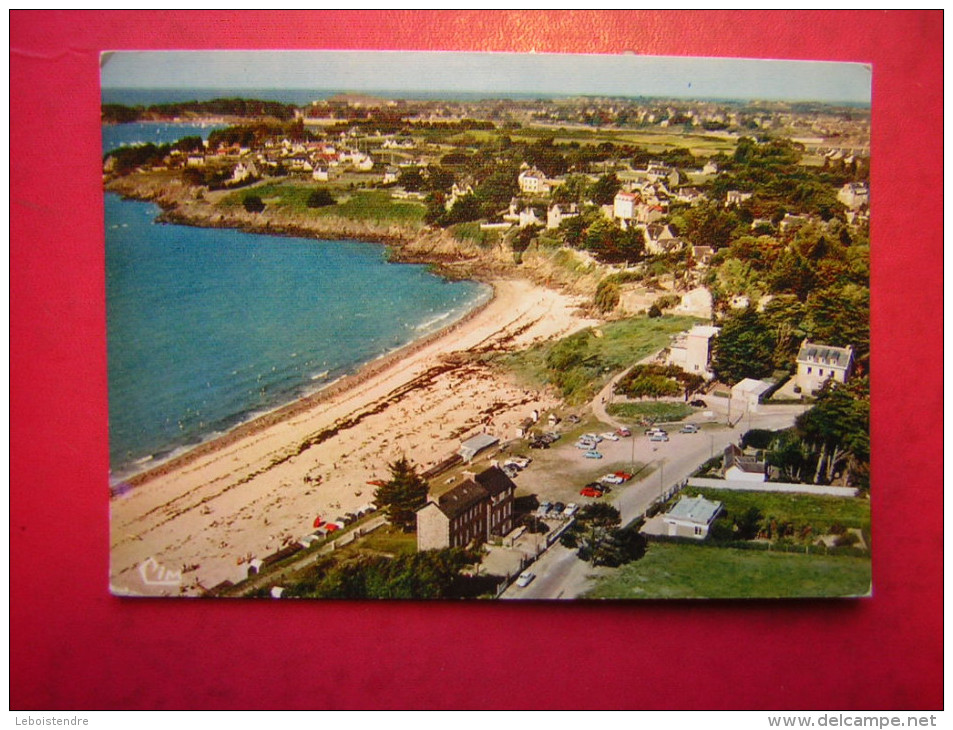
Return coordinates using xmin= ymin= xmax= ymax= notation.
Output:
xmin=518 ymin=167 xmax=550 ymax=195
xmin=725 ymin=190 xmax=753 ymax=208
xmin=837 ymin=182 xmax=869 ymax=210
xmin=662 ymin=495 xmax=723 ymax=539
xmin=723 ymin=444 xmax=767 ymax=483
xmin=547 ymin=203 xmax=579 ymax=230
xmin=667 ymin=324 xmax=720 ymax=379
xmin=794 ymin=340 xmax=854 ymax=395
xmin=613 ymin=191 xmax=638 ymax=223
xmin=731 ymin=378 xmax=773 ymax=408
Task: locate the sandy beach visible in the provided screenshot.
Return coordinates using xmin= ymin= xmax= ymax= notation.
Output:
xmin=109 ymin=276 xmax=599 ymax=596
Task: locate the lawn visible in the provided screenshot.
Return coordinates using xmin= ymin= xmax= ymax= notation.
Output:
xmin=679 ymin=487 xmax=871 ymax=534
xmin=217 ymin=183 xmax=427 ymax=226
xmin=607 ymin=401 xmax=694 ymax=424
xmin=584 ymin=541 xmax=871 ymax=599
xmin=496 ymin=314 xmax=701 ymax=404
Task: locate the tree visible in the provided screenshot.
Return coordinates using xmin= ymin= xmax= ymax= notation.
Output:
xmin=588 ymin=173 xmax=621 ymax=206
xmin=710 ymin=307 xmax=775 ymax=385
xmin=373 ymin=457 xmax=430 ymax=532
xmin=397 ymin=167 xmax=425 ymax=192
xmin=306 ymin=189 xmax=336 ymax=208
xmin=242 ymin=194 xmax=265 ymax=213
xmin=794 ymin=377 xmax=869 ymax=487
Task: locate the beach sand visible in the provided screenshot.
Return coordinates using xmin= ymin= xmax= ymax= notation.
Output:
xmin=109 ymin=277 xmax=599 ymax=596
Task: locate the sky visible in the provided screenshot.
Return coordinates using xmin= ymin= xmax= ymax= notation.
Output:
xmin=100 ymin=50 xmax=872 ymax=104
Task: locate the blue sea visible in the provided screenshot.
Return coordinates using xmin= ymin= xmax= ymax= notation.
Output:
xmin=101 ymin=121 xmax=226 ymax=155
xmin=105 ymin=194 xmax=490 ymax=479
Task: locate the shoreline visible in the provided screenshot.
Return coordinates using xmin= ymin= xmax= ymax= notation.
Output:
xmin=115 ymin=280 xmax=497 ymax=490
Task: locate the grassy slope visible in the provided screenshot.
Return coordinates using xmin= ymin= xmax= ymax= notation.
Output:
xmin=498 ymin=314 xmax=702 ymax=403
xmin=607 ymin=401 xmax=694 ymax=423
xmin=218 ymin=183 xmax=427 ymax=226
xmin=680 ymin=487 xmax=871 ymax=533
xmin=584 ymin=541 xmax=871 ymax=599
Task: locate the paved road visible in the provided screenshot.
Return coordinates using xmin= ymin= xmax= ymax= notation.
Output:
xmin=501 ymin=397 xmax=807 ymax=600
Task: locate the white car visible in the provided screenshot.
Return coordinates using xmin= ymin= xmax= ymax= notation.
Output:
xmin=535 ymin=501 xmax=552 ymax=518
xmin=582 ymin=433 xmax=604 ymax=443
xmin=600 ymin=432 xmax=620 ymax=441
xmin=680 ymin=424 xmax=699 ymax=434
xmin=600 ymin=474 xmax=624 ymax=485
xmin=649 ymin=433 xmax=670 ymax=442
xmin=504 ymin=456 xmax=531 ymax=469
xmin=516 ymin=571 xmax=536 ymax=588
xmin=563 ymin=503 xmax=579 ymax=518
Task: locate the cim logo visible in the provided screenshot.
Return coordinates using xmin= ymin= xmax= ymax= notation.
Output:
xmin=138 ymin=557 xmax=182 ymax=586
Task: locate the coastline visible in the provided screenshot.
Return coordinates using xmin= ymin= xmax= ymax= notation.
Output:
xmin=116 ymin=279 xmax=496 ymax=489
xmin=105 ymin=177 xmax=603 ymax=595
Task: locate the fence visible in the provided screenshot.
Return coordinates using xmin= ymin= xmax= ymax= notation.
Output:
xmin=687 ymin=477 xmax=858 ymax=498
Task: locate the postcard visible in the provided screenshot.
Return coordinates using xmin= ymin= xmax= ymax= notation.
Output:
xmin=102 ymin=50 xmax=871 ymax=599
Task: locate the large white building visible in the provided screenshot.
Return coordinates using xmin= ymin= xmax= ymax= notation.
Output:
xmin=667 ymin=325 xmax=721 ymax=379
xmin=794 ymin=340 xmax=854 ymax=395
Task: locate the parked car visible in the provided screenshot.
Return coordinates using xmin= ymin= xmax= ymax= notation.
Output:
xmin=616 ymin=427 xmax=631 ymax=437
xmin=582 ymin=433 xmax=604 ymax=443
xmin=645 ymin=427 xmax=667 ymax=436
xmin=567 ymin=414 xmax=581 ymax=424
xmin=614 ymin=471 xmax=633 ymax=482
xmin=516 ymin=571 xmax=536 ymax=587
xmin=502 ymin=464 xmax=520 ymax=478
xmin=600 ymin=474 xmax=624 ymax=485
xmin=649 ymin=433 xmax=669 ymax=442
xmin=689 ymin=399 xmax=707 ymax=408
xmin=680 ymin=424 xmax=699 ymax=433
xmin=600 ymin=432 xmax=620 ymax=441
xmin=584 ymin=450 xmax=604 ymax=459
xmin=563 ymin=503 xmax=579 ymax=518
xmin=552 ymin=502 xmax=566 ymax=515
xmin=505 ymin=456 xmax=531 ymax=469
xmin=576 ymin=439 xmax=597 ymax=449
xmin=542 ymin=432 xmax=561 ymax=443
xmin=535 ymin=501 xmax=552 ymax=518
xmin=529 ymin=439 xmax=550 ymax=449
xmin=579 ymin=487 xmax=603 ymax=498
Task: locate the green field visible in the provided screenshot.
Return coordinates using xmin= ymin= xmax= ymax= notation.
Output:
xmin=607 ymin=401 xmax=694 ymax=424
xmin=217 ymin=183 xmax=427 ymax=226
xmin=497 ymin=314 xmax=701 ymax=403
xmin=584 ymin=541 xmax=871 ymax=599
xmin=681 ymin=487 xmax=871 ymax=534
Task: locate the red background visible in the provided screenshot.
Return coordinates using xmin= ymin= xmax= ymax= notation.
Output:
xmin=10 ymin=11 xmax=943 ymax=710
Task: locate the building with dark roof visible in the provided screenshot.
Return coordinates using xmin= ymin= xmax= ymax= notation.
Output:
xmin=416 ymin=466 xmax=517 ymax=551
xmin=795 ymin=339 xmax=854 ymax=395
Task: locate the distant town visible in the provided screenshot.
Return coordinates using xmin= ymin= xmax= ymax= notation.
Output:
xmin=105 ymin=92 xmax=870 ymax=600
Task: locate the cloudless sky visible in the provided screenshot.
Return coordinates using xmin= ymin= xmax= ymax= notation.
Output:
xmin=100 ymin=50 xmax=871 ymax=104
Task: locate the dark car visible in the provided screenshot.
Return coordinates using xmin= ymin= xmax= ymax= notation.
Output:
xmin=689 ymin=399 xmax=707 ymax=408
xmin=552 ymin=502 xmax=566 ymax=515
xmin=529 ymin=439 xmax=550 ymax=449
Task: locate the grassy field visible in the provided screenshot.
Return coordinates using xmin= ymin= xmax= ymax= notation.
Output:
xmin=607 ymin=401 xmax=694 ymax=423
xmin=584 ymin=541 xmax=871 ymax=599
xmin=217 ymin=183 xmax=427 ymax=226
xmin=680 ymin=487 xmax=871 ymax=534
xmin=497 ymin=314 xmax=701 ymax=404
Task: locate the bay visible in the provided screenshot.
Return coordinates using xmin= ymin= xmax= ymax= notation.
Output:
xmin=101 ymin=121 xmax=226 ymax=155
xmin=105 ymin=194 xmax=490 ymax=478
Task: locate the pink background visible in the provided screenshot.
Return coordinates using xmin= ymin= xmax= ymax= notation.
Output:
xmin=10 ymin=11 xmax=943 ymax=710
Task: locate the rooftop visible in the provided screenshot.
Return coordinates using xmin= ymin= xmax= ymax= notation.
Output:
xmin=797 ymin=340 xmax=854 ymax=368
xmin=667 ymin=495 xmax=722 ymax=525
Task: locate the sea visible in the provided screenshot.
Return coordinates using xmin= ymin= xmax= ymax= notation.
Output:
xmin=105 ymin=190 xmax=490 ymax=480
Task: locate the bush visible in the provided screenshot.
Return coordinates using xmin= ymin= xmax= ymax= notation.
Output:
xmin=307 ymin=189 xmax=336 ymax=208
xmin=243 ymin=194 xmax=265 ymax=213
xmin=648 ymin=303 xmax=662 ymax=318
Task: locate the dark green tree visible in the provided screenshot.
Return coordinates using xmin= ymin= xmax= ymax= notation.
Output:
xmin=710 ymin=307 xmax=775 ymax=385
xmin=373 ymin=457 xmax=430 ymax=532
xmin=306 ymin=189 xmax=336 ymax=208
xmin=242 ymin=194 xmax=265 ymax=213
xmin=588 ymin=173 xmax=621 ymax=206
